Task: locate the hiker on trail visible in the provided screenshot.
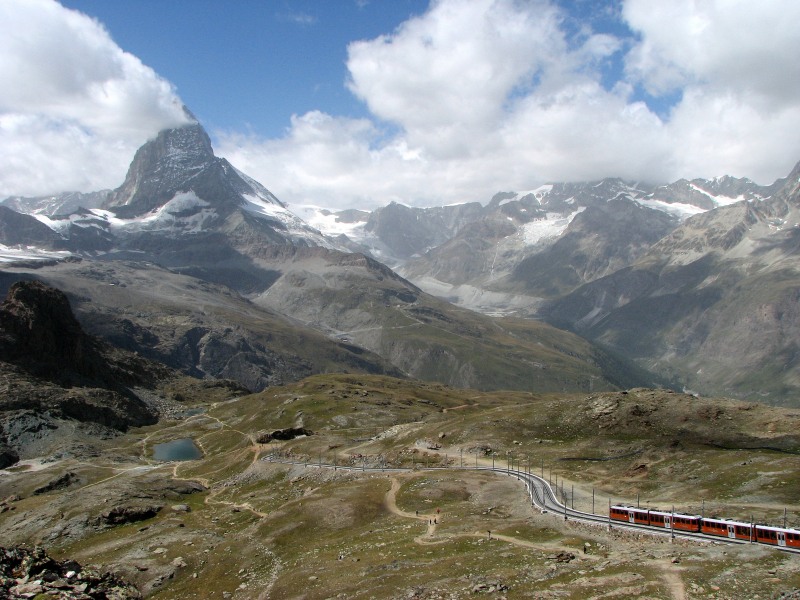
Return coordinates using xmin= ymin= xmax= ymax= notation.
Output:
xmin=488 ymin=530 xmax=491 ymax=539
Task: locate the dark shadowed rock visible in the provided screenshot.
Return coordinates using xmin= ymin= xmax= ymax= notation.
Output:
xmin=0 ymin=442 xmax=18 ymax=469
xmin=256 ymin=427 xmax=313 ymax=443
xmin=0 ymin=546 xmax=140 ymax=598
xmin=98 ymin=505 xmax=163 ymax=526
xmin=33 ymin=472 xmax=81 ymax=495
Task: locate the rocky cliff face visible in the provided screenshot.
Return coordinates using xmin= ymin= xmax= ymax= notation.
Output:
xmin=511 ymin=198 xmax=677 ymax=298
xmin=0 ymin=281 xmax=171 ymax=463
xmin=104 ymin=117 xmax=217 ymax=218
xmin=0 ymin=280 xmax=167 ymax=393
xmin=0 ymin=281 xmax=93 ymax=380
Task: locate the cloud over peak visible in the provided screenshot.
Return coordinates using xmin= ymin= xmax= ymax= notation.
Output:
xmin=0 ymin=0 xmax=188 ymax=198
xmin=3 ymin=0 xmax=800 ymax=210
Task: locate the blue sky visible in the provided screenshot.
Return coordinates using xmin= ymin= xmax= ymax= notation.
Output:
xmin=2 ymin=0 xmax=800 ymax=209
xmin=59 ymin=0 xmax=431 ymax=137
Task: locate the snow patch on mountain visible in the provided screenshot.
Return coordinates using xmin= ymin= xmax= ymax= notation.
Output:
xmin=498 ymin=185 xmax=554 ymax=206
xmin=37 ymin=191 xmax=217 ymax=234
xmin=295 ymin=206 xmax=366 ymax=240
xmin=689 ymin=183 xmax=747 ymax=207
xmin=521 ymin=208 xmax=585 ymax=246
xmin=242 ymin=193 xmax=312 ymax=232
xmin=636 ymin=198 xmax=706 ymax=219
xmin=0 ymin=244 xmax=72 ymax=263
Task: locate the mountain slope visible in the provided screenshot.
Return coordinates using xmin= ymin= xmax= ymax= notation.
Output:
xmin=250 ymin=247 xmax=655 ymax=392
xmin=543 ymin=161 xmax=800 ymax=404
xmin=0 ymin=261 xmax=403 ymax=393
xmin=0 ymin=280 xmax=171 ymax=465
xmin=0 ymin=115 xmax=656 ymax=395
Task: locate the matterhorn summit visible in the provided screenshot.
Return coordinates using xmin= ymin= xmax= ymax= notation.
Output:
xmin=96 ymin=109 xmax=327 ymax=247
xmin=0 ymin=109 xmax=338 ymax=260
xmin=104 ymin=110 xmax=219 ymax=218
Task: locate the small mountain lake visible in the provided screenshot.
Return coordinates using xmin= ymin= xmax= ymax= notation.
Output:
xmin=152 ymin=438 xmax=203 ymax=461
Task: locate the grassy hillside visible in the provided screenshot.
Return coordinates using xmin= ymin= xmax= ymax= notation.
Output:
xmin=2 ymin=376 xmax=799 ymax=598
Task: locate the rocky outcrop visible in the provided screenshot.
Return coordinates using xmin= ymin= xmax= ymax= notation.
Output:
xmin=98 ymin=505 xmax=163 ymax=526
xmin=0 ymin=546 xmax=140 ymax=599
xmin=0 ymin=281 xmax=182 ymax=464
xmin=33 ymin=472 xmax=82 ymax=495
xmin=0 ymin=441 xmax=18 ymax=469
xmin=256 ymin=427 xmax=313 ymax=443
xmin=0 ymin=280 xmax=93 ymax=379
xmin=0 ymin=279 xmax=169 ymax=392
xmin=0 ymin=280 xmax=163 ymax=390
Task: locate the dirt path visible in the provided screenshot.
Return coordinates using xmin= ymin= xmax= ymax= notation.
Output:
xmin=383 ymin=476 xmax=594 ymax=554
xmin=657 ymin=559 xmax=687 ymax=600
xmin=384 ymin=477 xmax=439 ymax=541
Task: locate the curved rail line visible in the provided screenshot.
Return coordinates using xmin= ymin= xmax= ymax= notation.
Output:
xmin=261 ymin=454 xmax=800 ymax=555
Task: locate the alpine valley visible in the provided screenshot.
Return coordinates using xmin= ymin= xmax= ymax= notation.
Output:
xmin=2 ymin=112 xmax=800 ymax=599
xmin=3 ymin=111 xmax=800 ymax=410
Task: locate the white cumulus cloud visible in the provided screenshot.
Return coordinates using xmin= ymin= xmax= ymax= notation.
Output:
xmin=4 ymin=0 xmax=800 ymax=211
xmin=220 ymin=0 xmax=800 ymax=210
xmin=0 ymin=0 xmax=188 ymax=198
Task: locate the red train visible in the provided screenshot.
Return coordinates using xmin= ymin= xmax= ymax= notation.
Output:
xmin=609 ymin=505 xmax=800 ymax=549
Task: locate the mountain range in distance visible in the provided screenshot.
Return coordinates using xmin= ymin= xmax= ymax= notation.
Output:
xmin=2 ymin=109 xmax=799 ymax=406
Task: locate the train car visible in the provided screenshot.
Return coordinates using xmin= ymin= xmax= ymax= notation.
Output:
xmin=648 ymin=510 xmax=700 ymax=532
xmin=609 ymin=505 xmax=630 ymax=523
xmin=648 ymin=510 xmax=671 ymax=529
xmin=609 ymin=505 xmax=649 ymax=525
xmin=701 ymin=518 xmax=753 ymax=541
xmin=610 ymin=504 xmax=800 ymax=551
xmin=755 ymin=525 xmax=800 ymax=548
xmin=672 ymin=513 xmax=701 ymax=532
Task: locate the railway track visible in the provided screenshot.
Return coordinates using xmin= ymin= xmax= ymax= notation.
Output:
xmin=262 ymin=454 xmax=800 ymax=554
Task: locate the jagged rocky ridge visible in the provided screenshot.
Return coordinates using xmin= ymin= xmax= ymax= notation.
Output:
xmin=0 ymin=116 xmax=651 ymax=397
xmin=0 ymin=280 xmax=173 ymax=465
xmin=542 ymin=161 xmax=800 ymax=404
xmin=306 ymin=162 xmax=800 ymax=404
xmin=14 ymin=115 xmax=800 ymax=404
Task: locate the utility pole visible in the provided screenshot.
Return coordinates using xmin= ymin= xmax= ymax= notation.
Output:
xmin=671 ymin=505 xmax=675 ymax=541
xmin=592 ymin=488 xmax=595 ymax=515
